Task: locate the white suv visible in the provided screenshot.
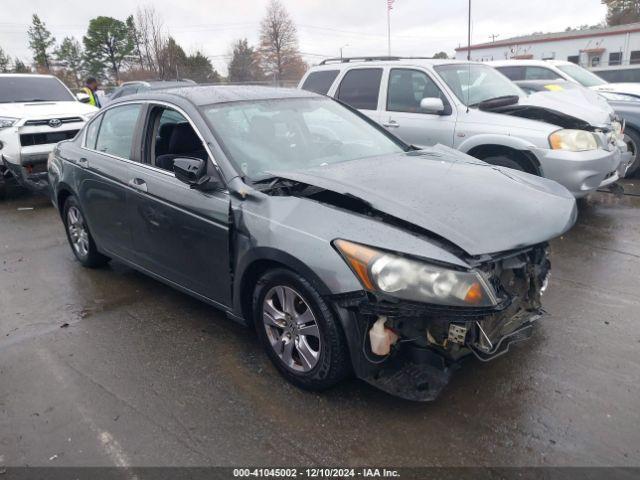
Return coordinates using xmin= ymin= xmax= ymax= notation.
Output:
xmin=299 ymin=58 xmax=624 ymax=198
xmin=489 ymin=59 xmax=640 ymax=98
xmin=0 ymin=74 xmax=98 ymax=194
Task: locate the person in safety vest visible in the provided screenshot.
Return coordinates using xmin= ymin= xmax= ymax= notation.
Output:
xmin=82 ymin=77 xmax=101 ymax=108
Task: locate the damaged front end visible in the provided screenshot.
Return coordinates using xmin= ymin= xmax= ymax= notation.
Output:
xmin=331 ymin=244 xmax=550 ymax=402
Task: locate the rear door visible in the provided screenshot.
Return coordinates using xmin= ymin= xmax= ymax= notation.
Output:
xmin=381 ymin=68 xmax=456 ymax=147
xmin=78 ymin=103 xmax=143 ymax=260
xmin=126 ymin=103 xmax=231 ymax=307
xmin=332 ymin=67 xmax=384 ymax=124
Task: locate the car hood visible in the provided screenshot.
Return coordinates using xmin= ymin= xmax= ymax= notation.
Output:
xmin=266 ymin=146 xmax=577 ymax=257
xmin=592 ymin=83 xmax=640 ymax=97
xmin=0 ymin=101 xmax=97 ymax=120
xmin=523 ymin=88 xmax=615 ymax=128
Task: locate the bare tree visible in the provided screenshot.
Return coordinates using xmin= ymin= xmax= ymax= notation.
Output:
xmin=259 ymin=0 xmax=302 ymax=85
xmin=135 ymin=5 xmax=168 ymax=76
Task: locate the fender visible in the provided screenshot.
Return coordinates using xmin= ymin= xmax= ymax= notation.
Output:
xmin=457 ymin=133 xmax=538 ymax=155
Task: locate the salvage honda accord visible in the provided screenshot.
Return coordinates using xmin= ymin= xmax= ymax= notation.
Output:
xmin=48 ymin=86 xmax=577 ymax=401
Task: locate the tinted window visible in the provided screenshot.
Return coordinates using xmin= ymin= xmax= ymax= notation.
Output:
xmin=567 ymin=55 xmax=579 ymax=64
xmin=84 ymin=116 xmax=102 ymax=150
xmin=631 ymin=51 xmax=640 ymax=65
xmin=95 ymin=105 xmax=141 ymax=159
xmin=0 ymin=76 xmax=75 ymax=103
xmin=496 ymin=66 xmax=525 ymax=81
xmin=524 ymin=66 xmax=561 ymax=80
xmin=336 ymin=68 xmax=382 ymax=110
xmin=596 ymin=68 xmax=640 ymax=83
xmin=387 ymin=69 xmax=447 ymax=113
xmin=301 ymin=70 xmax=339 ymax=94
xmin=609 ymin=52 xmax=622 ymax=66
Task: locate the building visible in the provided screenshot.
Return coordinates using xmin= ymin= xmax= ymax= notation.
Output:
xmin=455 ymin=22 xmax=640 ymax=73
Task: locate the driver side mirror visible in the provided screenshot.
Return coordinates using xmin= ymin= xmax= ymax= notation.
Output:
xmin=420 ymin=97 xmax=446 ymax=114
xmin=174 ymin=157 xmax=223 ymax=190
xmin=77 ymin=93 xmax=91 ymax=104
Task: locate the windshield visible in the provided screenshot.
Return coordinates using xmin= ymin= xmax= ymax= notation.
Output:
xmin=557 ymin=64 xmax=607 ymax=87
xmin=434 ymin=64 xmax=524 ymax=106
xmin=0 ymin=76 xmax=76 ymax=103
xmin=202 ymin=97 xmax=407 ymax=181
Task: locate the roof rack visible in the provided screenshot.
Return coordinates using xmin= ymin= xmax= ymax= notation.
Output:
xmin=319 ymin=56 xmax=438 ymax=65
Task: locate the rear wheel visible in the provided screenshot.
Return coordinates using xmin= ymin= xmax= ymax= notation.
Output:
xmin=253 ymin=268 xmax=350 ymax=390
xmin=481 ymin=155 xmax=526 ymax=172
xmin=62 ymin=196 xmax=109 ymax=268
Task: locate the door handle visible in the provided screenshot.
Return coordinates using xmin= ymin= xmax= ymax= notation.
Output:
xmin=128 ymin=178 xmax=148 ymax=193
xmin=78 ymin=157 xmax=88 ymax=167
xmin=382 ymin=120 xmax=399 ymax=128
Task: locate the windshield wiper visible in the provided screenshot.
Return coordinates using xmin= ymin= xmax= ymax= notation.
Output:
xmin=470 ymin=95 xmax=520 ymax=110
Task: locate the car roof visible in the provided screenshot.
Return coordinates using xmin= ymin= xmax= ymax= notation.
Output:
xmin=0 ymin=73 xmax=59 ymax=79
xmin=307 ymin=58 xmax=483 ymax=72
xmin=488 ymin=60 xmax=573 ymax=67
xmin=114 ymin=84 xmax=321 ymax=107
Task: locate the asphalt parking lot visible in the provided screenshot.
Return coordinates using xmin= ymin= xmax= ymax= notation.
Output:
xmin=0 ymin=181 xmax=639 ymax=468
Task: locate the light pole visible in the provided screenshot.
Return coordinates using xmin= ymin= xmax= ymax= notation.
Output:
xmin=340 ymin=44 xmax=350 ymax=60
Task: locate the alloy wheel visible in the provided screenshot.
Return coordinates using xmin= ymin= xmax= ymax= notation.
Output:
xmin=262 ymin=285 xmax=322 ymax=372
xmin=67 ymin=206 xmax=90 ymax=258
xmin=623 ymin=133 xmax=639 ymax=173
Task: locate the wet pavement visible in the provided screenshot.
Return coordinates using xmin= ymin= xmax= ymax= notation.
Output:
xmin=0 ymin=181 xmax=639 ymax=468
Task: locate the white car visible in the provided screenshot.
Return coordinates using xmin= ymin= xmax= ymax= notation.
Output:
xmin=0 ymin=74 xmax=98 ymax=194
xmin=489 ymin=59 xmax=640 ymax=99
xmin=300 ymin=58 xmax=624 ymax=198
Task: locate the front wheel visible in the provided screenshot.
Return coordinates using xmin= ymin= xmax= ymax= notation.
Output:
xmin=482 ymin=155 xmax=526 ymax=172
xmin=253 ymin=268 xmax=351 ymax=391
xmin=62 ymin=195 xmax=109 ymax=268
xmin=623 ymin=128 xmax=640 ymax=177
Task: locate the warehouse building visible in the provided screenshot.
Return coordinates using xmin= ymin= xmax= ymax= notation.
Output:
xmin=455 ymin=23 xmax=640 ymax=81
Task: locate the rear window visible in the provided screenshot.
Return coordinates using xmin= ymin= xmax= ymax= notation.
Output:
xmin=336 ymin=68 xmax=383 ymax=110
xmin=0 ymin=76 xmax=76 ymax=103
xmin=301 ymin=70 xmax=339 ymax=94
xmin=496 ymin=66 xmax=525 ymax=81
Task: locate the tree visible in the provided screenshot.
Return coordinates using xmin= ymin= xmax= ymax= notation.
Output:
xmin=432 ymin=51 xmax=449 ymax=59
xmin=13 ymin=58 xmax=31 ymax=73
xmin=55 ymin=37 xmax=85 ymax=87
xmin=183 ymin=51 xmax=221 ymax=83
xmin=27 ymin=14 xmax=55 ymax=69
xmin=259 ymin=0 xmax=303 ymax=84
xmin=126 ymin=15 xmax=145 ymax=69
xmin=228 ymin=39 xmax=263 ymax=83
xmin=83 ymin=16 xmax=133 ymax=82
xmin=135 ymin=6 xmax=168 ymax=76
xmin=603 ymin=0 xmax=640 ymax=25
xmin=0 ymin=47 xmax=10 ymax=73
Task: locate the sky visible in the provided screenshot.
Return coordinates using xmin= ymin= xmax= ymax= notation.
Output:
xmin=0 ymin=0 xmax=608 ymax=75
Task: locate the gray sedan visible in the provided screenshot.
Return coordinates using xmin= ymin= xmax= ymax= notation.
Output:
xmin=47 ymin=86 xmax=576 ymax=401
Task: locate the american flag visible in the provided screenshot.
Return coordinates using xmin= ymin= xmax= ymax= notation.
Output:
xmin=387 ymin=0 xmax=395 ymax=11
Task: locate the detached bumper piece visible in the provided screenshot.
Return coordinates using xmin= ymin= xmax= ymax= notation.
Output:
xmin=333 ymin=245 xmax=550 ymax=402
xmin=2 ymin=156 xmax=49 ymax=192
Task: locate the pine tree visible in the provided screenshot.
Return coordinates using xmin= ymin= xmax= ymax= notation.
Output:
xmin=55 ymin=37 xmax=85 ymax=87
xmin=228 ymin=39 xmax=263 ymax=83
xmin=0 ymin=47 xmax=10 ymax=73
xmin=83 ymin=16 xmax=133 ymax=82
xmin=27 ymin=14 xmax=55 ymax=69
xmin=13 ymin=58 xmax=31 ymax=73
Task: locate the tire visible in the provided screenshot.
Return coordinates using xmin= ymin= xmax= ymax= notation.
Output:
xmin=62 ymin=195 xmax=109 ymax=268
xmin=481 ymin=155 xmax=526 ymax=172
xmin=623 ymin=128 xmax=640 ymax=177
xmin=253 ymin=268 xmax=351 ymax=391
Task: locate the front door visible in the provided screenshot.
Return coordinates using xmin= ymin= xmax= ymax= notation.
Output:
xmin=127 ymin=105 xmax=231 ymax=307
xmin=78 ymin=103 xmax=143 ymax=260
xmin=382 ymin=68 xmax=456 ymax=148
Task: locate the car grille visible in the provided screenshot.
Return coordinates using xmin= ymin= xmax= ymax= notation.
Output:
xmin=20 ymin=130 xmax=79 ymax=146
xmin=23 ymin=117 xmax=83 ymax=126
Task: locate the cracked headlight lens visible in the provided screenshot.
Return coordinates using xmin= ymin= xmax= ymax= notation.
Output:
xmin=334 ymin=239 xmax=497 ymax=307
xmin=0 ymin=117 xmax=18 ymax=129
xmin=549 ymin=129 xmax=598 ymax=151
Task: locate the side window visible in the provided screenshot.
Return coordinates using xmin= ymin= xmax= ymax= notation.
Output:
xmin=336 ymin=68 xmax=382 ymax=110
xmin=524 ymin=66 xmax=561 ymax=80
xmin=149 ymin=107 xmax=208 ymax=172
xmin=84 ymin=115 xmax=102 ymax=149
xmin=496 ymin=66 xmax=525 ymax=81
xmin=301 ymin=70 xmax=339 ymax=94
xmin=387 ymin=68 xmax=447 ymax=113
xmin=95 ymin=104 xmax=141 ymax=159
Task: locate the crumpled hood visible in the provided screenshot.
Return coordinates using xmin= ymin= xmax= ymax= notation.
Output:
xmin=522 ymin=89 xmax=615 ymax=128
xmin=0 ymin=101 xmax=97 ymax=120
xmin=268 ymin=146 xmax=577 ymax=256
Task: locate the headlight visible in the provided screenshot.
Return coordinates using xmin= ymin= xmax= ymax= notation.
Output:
xmin=334 ymin=239 xmax=497 ymax=307
xmin=549 ymin=129 xmax=598 ymax=151
xmin=0 ymin=117 xmax=18 ymax=129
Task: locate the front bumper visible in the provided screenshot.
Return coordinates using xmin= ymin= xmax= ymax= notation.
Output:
xmin=532 ymin=147 xmax=621 ymax=198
